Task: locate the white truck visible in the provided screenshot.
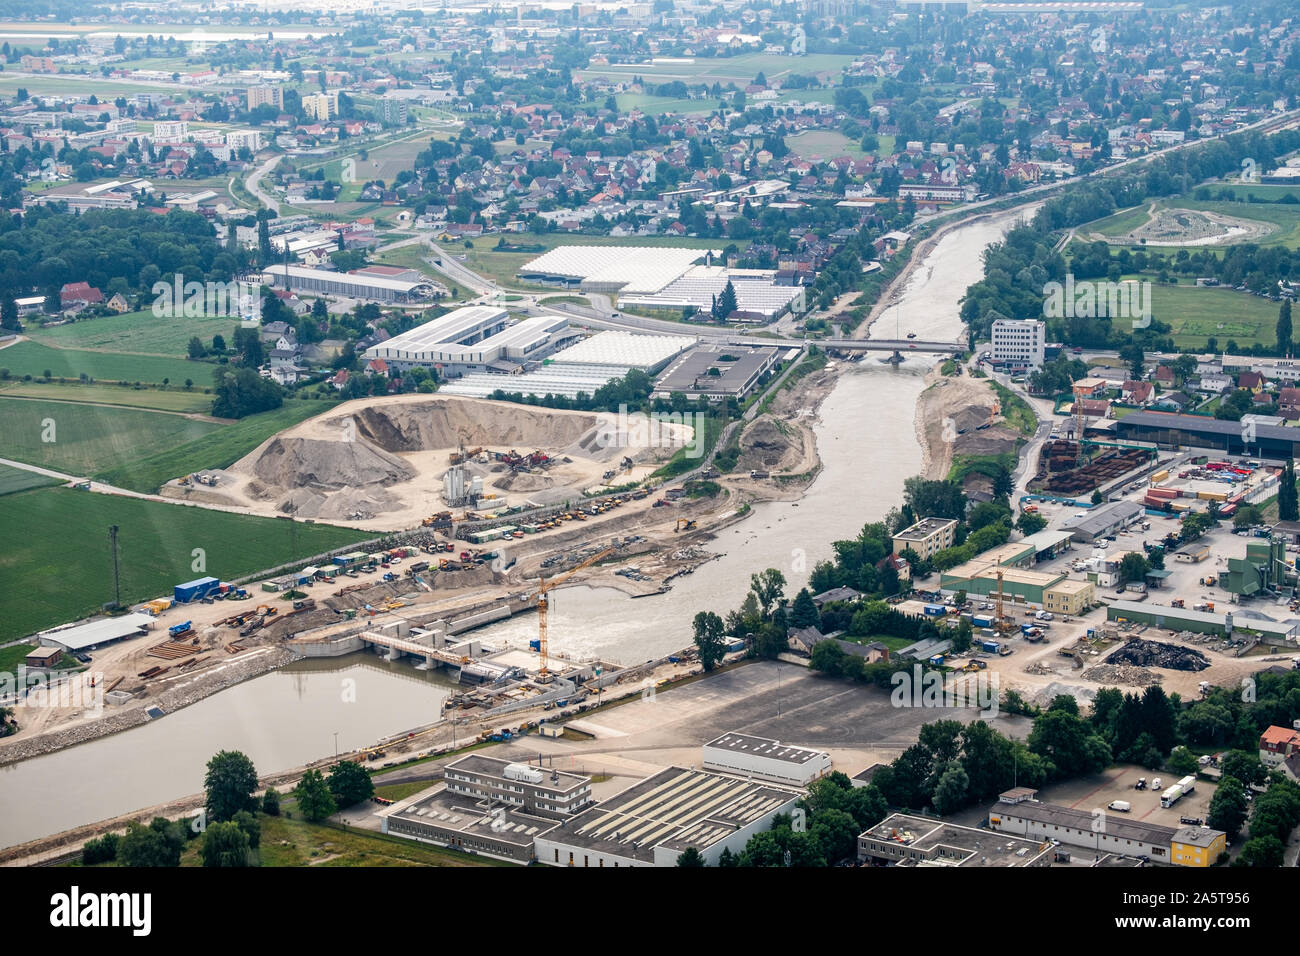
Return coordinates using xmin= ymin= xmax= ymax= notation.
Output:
xmin=1160 ymin=775 xmax=1197 ymax=809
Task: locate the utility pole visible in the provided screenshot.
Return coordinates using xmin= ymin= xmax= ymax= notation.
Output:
xmin=108 ymin=525 xmax=121 ymax=610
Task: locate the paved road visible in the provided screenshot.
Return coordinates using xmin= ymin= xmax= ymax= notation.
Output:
xmin=244 ymin=154 xmax=283 ymax=214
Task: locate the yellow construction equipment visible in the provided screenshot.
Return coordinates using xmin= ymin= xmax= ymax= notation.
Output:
xmin=533 ymin=546 xmax=614 ymax=680
xmin=675 ymin=518 xmax=697 ymax=532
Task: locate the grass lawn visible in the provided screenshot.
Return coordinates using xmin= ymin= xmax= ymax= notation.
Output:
xmin=1154 ymin=283 xmax=1282 ymax=349
xmin=25 ymin=311 xmax=239 ymax=357
xmin=0 ymin=380 xmax=214 ymax=413
xmin=0 ymin=642 xmax=38 ymax=673
xmin=615 ymin=92 xmax=716 ymax=115
xmin=0 ymin=397 xmax=220 ymax=478
xmin=0 ymin=486 xmax=371 ymax=641
xmin=784 ymin=129 xmax=864 ymax=162
xmin=990 ymin=381 xmax=1037 ymax=436
xmin=174 ymin=812 xmax=511 ymax=867
xmin=0 ymin=462 xmax=60 ymax=495
xmin=96 ymin=399 xmax=335 ymax=493
xmin=372 ymin=779 xmax=439 ymax=802
xmin=0 ymin=340 xmax=211 ymax=386
xmin=373 ymin=245 xmax=471 ymax=301
xmin=1085 ymin=198 xmax=1300 ymax=249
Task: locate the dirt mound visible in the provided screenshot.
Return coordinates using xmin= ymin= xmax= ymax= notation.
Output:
xmin=493 ymin=471 xmax=555 ymax=492
xmin=737 ymin=415 xmax=803 ymax=472
xmin=344 ymin=399 xmax=598 ymax=454
xmin=249 ymin=436 xmax=416 ymax=490
xmin=1105 ymin=639 xmax=1210 ymax=672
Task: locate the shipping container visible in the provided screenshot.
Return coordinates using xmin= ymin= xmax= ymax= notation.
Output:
xmin=971 ymin=614 xmax=995 ymax=628
xmin=980 ymin=640 xmax=1001 ymax=653
xmin=1149 ymin=469 xmax=1169 ymax=483
xmin=173 ymin=576 xmax=220 ymax=604
xmin=923 ymin=603 xmax=947 ymax=617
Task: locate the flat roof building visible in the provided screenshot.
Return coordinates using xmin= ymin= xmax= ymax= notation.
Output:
xmin=1115 ymin=410 xmax=1300 ymax=459
xmin=702 ymin=732 xmax=832 ymax=786
xmin=652 ymin=346 xmax=780 ymax=401
xmin=37 ymin=613 xmax=155 ymax=653
xmin=264 ymin=264 xmax=436 ymax=304
xmin=519 ymin=245 xmax=719 ymax=295
xmin=892 ymin=517 xmax=958 ymax=559
xmin=1059 ymin=500 xmax=1145 ymax=543
xmin=443 ymin=754 xmax=593 ymax=819
xmin=860 ymin=812 xmax=1053 ymax=867
xmin=534 ymin=766 xmax=801 ymax=867
xmin=1106 ymin=601 xmax=1299 ymax=642
xmin=363 ymin=309 xmax=572 ymax=377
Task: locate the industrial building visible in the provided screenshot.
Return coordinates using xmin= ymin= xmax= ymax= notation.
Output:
xmin=620 ymin=266 xmax=807 ymax=321
xmin=1041 ymin=578 xmax=1096 ymax=616
xmin=988 ymin=789 xmax=1225 ymax=865
xmin=264 ymin=264 xmax=437 ymax=304
xmin=651 ymin=346 xmax=781 ymax=402
xmin=1115 ymin=411 xmax=1300 ymax=459
xmin=1106 ymin=601 xmax=1300 ymax=643
xmin=37 ymin=613 xmax=156 ymax=653
xmin=362 ymin=307 xmax=574 ymax=377
xmin=518 ymin=245 xmax=719 ymax=295
xmin=1059 ymin=501 xmax=1145 ymax=543
xmin=701 ymin=732 xmax=832 ymax=786
xmin=444 ymin=754 xmax=593 ymax=818
xmin=859 ymin=812 xmax=1053 ymax=867
xmin=1224 ymin=537 xmax=1289 ymax=598
xmin=438 ymin=330 xmax=694 ymax=400
xmin=892 ymin=517 xmax=958 ymax=558
xmin=534 ymin=766 xmax=801 ymax=867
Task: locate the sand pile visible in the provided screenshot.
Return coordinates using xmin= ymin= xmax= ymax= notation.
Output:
xmin=249 ymin=436 xmax=416 ymax=490
xmin=347 ymin=400 xmax=599 ymax=454
xmin=493 ymin=471 xmax=555 ymax=492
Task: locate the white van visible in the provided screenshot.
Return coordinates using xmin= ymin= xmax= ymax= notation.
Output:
xmin=1108 ymin=800 xmax=1131 ymax=813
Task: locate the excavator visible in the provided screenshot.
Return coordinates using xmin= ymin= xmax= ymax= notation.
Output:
xmin=532 ymin=545 xmax=614 ymax=681
xmin=675 ymin=518 xmax=697 ymax=532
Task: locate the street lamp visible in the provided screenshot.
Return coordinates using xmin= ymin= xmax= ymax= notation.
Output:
xmin=333 ymin=731 xmax=339 ymax=760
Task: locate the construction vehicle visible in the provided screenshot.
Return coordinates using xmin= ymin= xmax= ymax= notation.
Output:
xmin=532 ymin=545 xmax=615 ymax=681
xmin=675 ymin=518 xmax=697 ymax=532
xmin=168 ymin=621 xmax=193 ymax=637
xmin=364 ymin=748 xmax=387 ymax=761
xmin=1171 ymin=599 xmax=1185 ymax=608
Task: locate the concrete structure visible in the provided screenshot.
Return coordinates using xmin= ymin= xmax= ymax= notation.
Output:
xmin=37 ymin=613 xmax=155 ymax=653
xmin=301 ymin=91 xmax=339 ymax=120
xmin=991 ymin=318 xmax=1046 ymax=368
xmin=620 ymin=266 xmax=806 ymax=320
xmin=264 ymin=264 xmax=436 ymax=303
xmin=892 ymin=517 xmax=958 ymax=559
xmin=518 ymin=245 xmax=719 ymax=295
xmin=859 ymin=812 xmax=1053 ymax=867
xmin=245 ymin=85 xmax=284 ymax=111
xmin=534 ymin=766 xmax=801 ymax=867
xmin=378 ymin=96 xmax=408 ymax=126
xmin=382 ymin=788 xmax=561 ymax=863
xmin=1224 ymin=538 xmax=1288 ymax=598
xmin=1043 ymin=578 xmax=1096 ymax=616
xmin=1059 ymin=501 xmax=1144 ymax=543
xmin=988 ymin=789 xmax=1214 ymax=864
xmin=701 ymin=732 xmax=832 ymax=786
xmin=652 ymin=345 xmax=780 ymax=402
xmin=1106 ymin=601 xmax=1300 ymax=643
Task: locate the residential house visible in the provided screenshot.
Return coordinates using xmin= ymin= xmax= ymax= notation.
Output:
xmin=59 ymin=282 xmax=104 ymax=311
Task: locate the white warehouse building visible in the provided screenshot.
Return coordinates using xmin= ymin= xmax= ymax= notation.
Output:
xmin=702 ymin=732 xmax=832 ymax=786
xmin=363 ymin=306 xmax=574 ymax=377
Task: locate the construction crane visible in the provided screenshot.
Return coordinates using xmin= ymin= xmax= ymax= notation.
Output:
xmin=534 ymin=546 xmax=614 ymax=681
xmin=995 ymin=569 xmax=1013 ymax=635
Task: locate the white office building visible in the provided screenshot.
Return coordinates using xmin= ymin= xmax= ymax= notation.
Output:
xmin=991 ymin=318 xmax=1045 ymax=369
xmin=702 ymin=732 xmax=832 ymax=786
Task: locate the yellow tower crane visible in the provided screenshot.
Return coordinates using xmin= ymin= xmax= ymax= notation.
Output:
xmin=534 ymin=546 xmax=614 ymax=681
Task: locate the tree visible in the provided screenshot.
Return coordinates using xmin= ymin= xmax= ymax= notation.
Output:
xmin=327 ymin=760 xmax=375 ymax=809
xmin=201 ymin=820 xmax=253 ymax=867
xmin=1016 ymin=511 xmax=1047 ymax=535
xmin=187 ymin=335 xmax=206 ymax=359
xmin=1167 ymin=746 xmax=1199 ymax=776
xmin=211 ymin=366 xmax=283 ymax=419
xmin=0 ymin=298 xmax=18 ymax=332
xmin=294 ymin=769 xmax=337 ymax=822
xmin=692 ymin=610 xmax=727 ymax=671
xmin=205 ymin=750 xmax=259 ymax=822
xmin=808 ymin=808 xmax=859 ymax=863
xmin=676 ymin=847 xmax=705 ymax=866
xmin=1118 ymin=552 xmax=1150 ymax=586
xmin=1237 ymin=835 xmax=1284 ymax=867
xmin=262 ymin=787 xmax=281 ymax=816
xmin=749 ymin=568 xmax=786 ymax=619
xmin=1207 ymin=776 xmax=1249 ymax=839
xmin=1279 ymin=300 xmax=1293 ymax=356
xmin=713 ymin=280 xmax=737 ymax=320
xmin=1280 ymin=459 xmax=1299 ymax=522
xmin=118 ymin=818 xmax=184 ymax=867
xmin=790 ymin=588 xmax=820 ymax=628
xmin=931 ymin=763 xmax=971 ymax=816
xmin=1091 ymin=489 xmax=1103 ymax=505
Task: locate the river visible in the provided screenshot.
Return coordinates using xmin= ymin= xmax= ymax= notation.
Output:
xmin=0 ymin=205 xmax=1032 ymax=851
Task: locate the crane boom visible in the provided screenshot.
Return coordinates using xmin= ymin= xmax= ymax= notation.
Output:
xmin=536 ymin=546 xmax=614 ymax=679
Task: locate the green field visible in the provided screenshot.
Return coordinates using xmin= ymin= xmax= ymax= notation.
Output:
xmin=615 ymin=92 xmax=716 ymax=116
xmin=580 ymin=51 xmax=853 ymax=84
xmin=784 ymin=129 xmax=865 ymax=162
xmin=96 ymin=399 xmax=336 ymax=493
xmin=0 ymin=463 xmax=59 ymax=496
xmin=0 ymin=487 xmax=370 ymax=641
xmin=1085 ymin=199 xmax=1300 ymax=250
xmin=372 ymin=245 xmax=471 ymax=301
xmin=0 ymin=381 xmax=214 ymax=413
xmin=1155 ymin=283 xmax=1282 ymax=348
xmin=0 ymin=341 xmax=211 ymax=386
xmin=26 ymin=311 xmax=239 ymax=357
xmin=0 ymin=397 xmax=220 ymax=479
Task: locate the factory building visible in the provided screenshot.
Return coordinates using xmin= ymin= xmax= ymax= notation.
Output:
xmin=362 ymin=307 xmax=574 ymax=377
xmin=1059 ymin=501 xmax=1145 ymax=544
xmin=37 ymin=613 xmax=155 ymax=654
xmin=1115 ymin=411 xmax=1300 ymax=459
xmin=702 ymin=732 xmax=832 ymax=786
xmin=264 ymin=264 xmax=436 ymax=304
xmin=860 ymin=812 xmax=1053 ymax=867
xmin=620 ymin=266 xmax=807 ymax=321
xmin=652 ymin=346 xmax=781 ymax=402
xmin=534 ymin=767 xmax=801 ymax=867
xmin=443 ymin=755 xmax=593 ymax=819
xmin=1106 ymin=601 xmax=1300 ymax=643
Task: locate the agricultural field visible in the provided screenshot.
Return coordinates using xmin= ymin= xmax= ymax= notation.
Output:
xmin=95 ymin=399 xmax=337 ymax=493
xmin=615 ymin=92 xmax=715 ymax=116
xmin=784 ymin=129 xmax=864 ymax=162
xmin=302 ymin=127 xmax=444 ymax=200
xmin=0 ymin=397 xmax=220 ymax=479
xmin=0 ymin=487 xmax=370 ymax=641
xmin=0 ymin=463 xmax=59 ymax=497
xmin=25 ymin=311 xmax=239 ymax=358
xmin=0 ymin=381 xmax=214 ymax=413
xmin=0 ymin=340 xmax=210 ymax=386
